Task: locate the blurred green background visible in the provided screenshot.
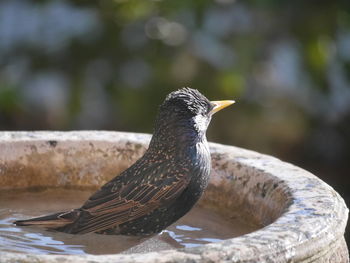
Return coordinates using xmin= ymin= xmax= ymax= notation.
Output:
xmin=0 ymin=0 xmax=349 ymax=244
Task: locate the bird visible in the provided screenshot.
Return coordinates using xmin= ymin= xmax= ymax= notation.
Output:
xmin=14 ymin=88 xmax=234 ymax=235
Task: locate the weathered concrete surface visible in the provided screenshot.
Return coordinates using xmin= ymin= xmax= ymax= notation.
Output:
xmin=0 ymin=131 xmax=348 ymax=262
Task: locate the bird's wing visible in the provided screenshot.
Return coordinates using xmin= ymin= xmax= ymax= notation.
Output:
xmin=69 ymin=159 xmax=190 ymax=234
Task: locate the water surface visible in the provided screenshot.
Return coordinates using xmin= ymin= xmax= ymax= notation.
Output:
xmin=0 ymin=188 xmax=259 ymax=255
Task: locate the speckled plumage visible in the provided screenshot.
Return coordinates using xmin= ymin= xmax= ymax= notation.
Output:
xmin=14 ymin=88 xmax=232 ymax=235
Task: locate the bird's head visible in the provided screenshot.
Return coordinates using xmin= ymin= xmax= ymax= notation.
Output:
xmin=155 ymin=88 xmax=234 ymax=141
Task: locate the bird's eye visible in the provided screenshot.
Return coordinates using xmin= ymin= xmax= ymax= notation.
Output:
xmin=206 ymin=104 xmax=214 ymax=115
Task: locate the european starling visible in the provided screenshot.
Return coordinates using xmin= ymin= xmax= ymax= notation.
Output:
xmin=14 ymin=88 xmax=234 ymax=235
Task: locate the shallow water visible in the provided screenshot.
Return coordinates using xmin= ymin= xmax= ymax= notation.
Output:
xmin=0 ymin=188 xmax=259 ymax=255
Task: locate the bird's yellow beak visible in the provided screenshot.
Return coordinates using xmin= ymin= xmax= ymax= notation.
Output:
xmin=210 ymin=100 xmax=235 ymax=115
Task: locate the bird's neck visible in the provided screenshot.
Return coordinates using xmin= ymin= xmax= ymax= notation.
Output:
xmin=149 ymin=118 xmax=207 ymax=156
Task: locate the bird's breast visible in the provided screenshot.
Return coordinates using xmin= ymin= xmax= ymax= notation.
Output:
xmin=182 ymin=140 xmax=211 ymax=196
xmin=194 ymin=140 xmax=211 ymax=188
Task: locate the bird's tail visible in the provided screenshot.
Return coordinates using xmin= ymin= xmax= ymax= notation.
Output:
xmin=14 ymin=210 xmax=78 ymax=228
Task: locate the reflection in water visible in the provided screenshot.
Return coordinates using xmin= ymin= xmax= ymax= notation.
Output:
xmin=0 ymin=217 xmax=85 ymax=255
xmin=162 ymin=229 xmax=224 ymax=249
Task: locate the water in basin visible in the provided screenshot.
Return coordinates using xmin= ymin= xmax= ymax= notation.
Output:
xmin=0 ymin=188 xmax=260 ymax=255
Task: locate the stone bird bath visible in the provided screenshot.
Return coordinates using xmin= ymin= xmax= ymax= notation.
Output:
xmin=0 ymin=131 xmax=348 ymax=262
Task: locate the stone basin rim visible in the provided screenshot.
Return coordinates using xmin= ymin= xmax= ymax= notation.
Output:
xmin=0 ymin=131 xmax=348 ymax=263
